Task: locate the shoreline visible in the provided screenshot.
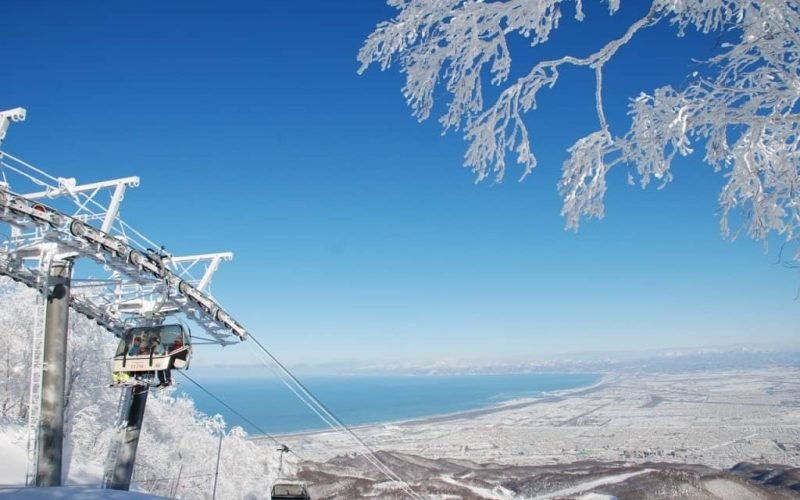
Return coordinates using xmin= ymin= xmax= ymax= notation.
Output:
xmin=270 ymin=368 xmax=800 ymax=470
xmin=397 ymin=375 xmax=610 ymax=427
xmin=251 ymin=373 xmax=610 ymax=441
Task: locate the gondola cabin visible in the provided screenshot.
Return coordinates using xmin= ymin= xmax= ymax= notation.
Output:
xmin=112 ymin=324 xmax=191 ymax=375
xmin=271 ymin=481 xmax=310 ymax=500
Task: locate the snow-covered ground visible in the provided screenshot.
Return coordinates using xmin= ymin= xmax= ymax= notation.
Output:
xmin=0 ymin=426 xmax=104 ymax=489
xmin=527 ymin=469 xmax=652 ymax=499
xmin=278 ymin=367 xmax=799 ymax=498
xmin=0 ymin=426 xmax=27 ymax=487
xmin=266 ymin=367 xmax=800 ymax=469
xmin=0 ymin=488 xmax=160 ymax=499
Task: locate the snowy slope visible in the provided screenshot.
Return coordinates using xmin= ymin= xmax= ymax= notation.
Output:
xmin=0 ymin=427 xmax=27 ymax=487
xmin=0 ymin=426 xmax=163 ymax=498
xmin=0 ymin=426 xmax=104 ymax=488
xmin=0 ymin=488 xmax=162 ymax=499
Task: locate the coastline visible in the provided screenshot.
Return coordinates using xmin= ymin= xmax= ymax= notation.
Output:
xmin=270 ymin=367 xmax=800 ymax=469
xmin=399 ymin=374 xmax=610 ymax=427
xmin=252 ymin=373 xmax=609 ymax=440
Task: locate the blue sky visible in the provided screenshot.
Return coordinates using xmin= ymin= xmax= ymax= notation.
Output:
xmin=2 ymin=1 xmax=797 ymax=366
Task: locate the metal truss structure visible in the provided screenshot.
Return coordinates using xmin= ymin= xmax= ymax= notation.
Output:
xmin=0 ymin=108 xmax=247 ymax=345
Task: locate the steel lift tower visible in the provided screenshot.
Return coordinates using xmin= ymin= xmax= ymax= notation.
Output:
xmin=0 ymin=108 xmax=247 ymax=489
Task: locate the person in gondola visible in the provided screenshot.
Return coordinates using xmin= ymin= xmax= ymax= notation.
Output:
xmin=131 ymin=338 xmax=155 ymax=383
xmin=113 ymin=337 xmax=140 ymax=385
xmin=153 ymin=336 xmax=172 ymax=387
xmin=128 ymin=337 xmax=142 ymax=356
xmin=156 ymin=367 xmax=172 ymax=387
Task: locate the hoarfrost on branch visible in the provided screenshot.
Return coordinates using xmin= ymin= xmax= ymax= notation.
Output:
xmin=358 ymin=1 xmax=800 ymax=252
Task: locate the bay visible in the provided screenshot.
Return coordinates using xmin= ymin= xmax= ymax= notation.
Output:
xmin=178 ymin=372 xmax=600 ymax=435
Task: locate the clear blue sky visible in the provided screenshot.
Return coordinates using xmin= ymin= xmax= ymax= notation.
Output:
xmin=2 ymin=1 xmax=797 ymax=366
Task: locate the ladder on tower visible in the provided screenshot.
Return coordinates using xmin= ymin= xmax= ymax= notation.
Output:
xmin=101 ymin=387 xmax=134 ymax=488
xmin=25 ymin=295 xmax=46 ymax=486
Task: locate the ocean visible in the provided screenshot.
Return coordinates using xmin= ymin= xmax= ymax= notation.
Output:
xmin=178 ymin=372 xmax=600 ymax=435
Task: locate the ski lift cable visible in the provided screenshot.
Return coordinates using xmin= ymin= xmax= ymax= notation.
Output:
xmin=244 ymin=340 xmax=389 ymax=469
xmin=245 ymin=342 xmax=344 ymax=433
xmin=0 ymin=161 xmax=52 ymax=191
xmin=1 ymin=152 xmax=164 ymax=254
xmin=0 ymin=152 xmax=59 ymax=183
xmin=249 ymin=352 xmax=423 ymax=500
xmin=241 ymin=331 xmax=370 ymax=440
xmin=248 ymin=349 xmax=422 ymax=500
xmin=244 ymin=337 xmax=415 ymax=492
xmin=242 ymin=344 xmax=392 ymax=482
xmin=244 ymin=341 xmax=360 ymax=436
xmin=246 ymin=333 xmax=424 ymax=500
xmin=175 ymin=371 xmax=305 ymax=461
xmin=243 ymin=337 xmax=410 ymax=484
xmin=0 ymin=159 xmax=102 ymax=221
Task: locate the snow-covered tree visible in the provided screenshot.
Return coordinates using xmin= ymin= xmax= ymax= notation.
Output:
xmin=0 ymin=282 xmax=37 ymax=421
xmin=0 ymin=278 xmax=283 ymax=498
xmin=359 ymin=1 xmax=800 ymax=253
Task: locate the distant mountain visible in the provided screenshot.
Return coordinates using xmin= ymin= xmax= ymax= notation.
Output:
xmin=194 ymin=344 xmax=800 ymax=377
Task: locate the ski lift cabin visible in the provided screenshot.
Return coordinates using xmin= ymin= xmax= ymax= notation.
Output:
xmin=271 ymin=481 xmax=310 ymax=500
xmin=113 ymin=324 xmax=191 ymax=376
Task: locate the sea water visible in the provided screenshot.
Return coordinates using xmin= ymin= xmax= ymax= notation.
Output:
xmin=178 ymin=372 xmax=600 ymax=435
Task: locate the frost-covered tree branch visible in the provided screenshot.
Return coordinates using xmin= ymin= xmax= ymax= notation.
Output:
xmin=359 ymin=0 xmax=800 ymax=254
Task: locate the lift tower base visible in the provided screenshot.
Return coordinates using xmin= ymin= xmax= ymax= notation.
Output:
xmin=106 ymin=385 xmax=149 ymax=491
xmin=35 ymin=258 xmax=74 ymax=487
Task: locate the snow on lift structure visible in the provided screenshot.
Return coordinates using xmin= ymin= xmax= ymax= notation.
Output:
xmin=0 ymin=120 xmax=249 ymax=345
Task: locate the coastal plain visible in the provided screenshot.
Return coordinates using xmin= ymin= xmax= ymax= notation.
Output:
xmin=281 ymin=368 xmax=800 ymax=468
xmin=260 ymin=368 xmax=800 ymax=498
